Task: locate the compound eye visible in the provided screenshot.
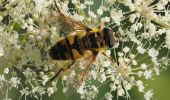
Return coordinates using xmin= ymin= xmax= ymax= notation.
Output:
xmin=103 ymin=28 xmax=116 ymax=48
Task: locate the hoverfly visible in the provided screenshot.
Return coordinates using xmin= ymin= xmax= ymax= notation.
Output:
xmin=49 ymin=0 xmax=117 ymax=88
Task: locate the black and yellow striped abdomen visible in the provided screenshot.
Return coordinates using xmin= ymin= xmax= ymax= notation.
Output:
xmin=49 ymin=34 xmax=85 ymax=60
xmin=49 ymin=30 xmax=106 ymax=60
xmin=49 ymin=27 xmax=116 ymax=60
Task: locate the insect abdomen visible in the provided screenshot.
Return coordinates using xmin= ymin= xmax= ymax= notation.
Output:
xmin=49 ymin=35 xmax=85 ymax=60
xmin=49 ymin=31 xmax=107 ymax=60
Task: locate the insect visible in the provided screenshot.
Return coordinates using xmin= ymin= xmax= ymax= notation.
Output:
xmin=49 ymin=0 xmax=117 ymax=86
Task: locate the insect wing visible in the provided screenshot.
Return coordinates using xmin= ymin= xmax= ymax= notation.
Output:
xmin=53 ymin=0 xmax=91 ymax=34
xmin=62 ymin=55 xmax=96 ymax=96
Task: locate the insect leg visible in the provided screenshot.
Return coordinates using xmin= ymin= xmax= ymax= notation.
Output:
xmin=50 ymin=60 xmax=76 ymax=81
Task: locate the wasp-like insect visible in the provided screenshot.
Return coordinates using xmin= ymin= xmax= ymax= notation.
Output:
xmin=49 ymin=0 xmax=117 ymax=86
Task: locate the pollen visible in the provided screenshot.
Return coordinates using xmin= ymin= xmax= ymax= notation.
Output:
xmin=135 ymin=1 xmax=153 ymax=18
xmin=117 ymin=64 xmax=131 ymax=77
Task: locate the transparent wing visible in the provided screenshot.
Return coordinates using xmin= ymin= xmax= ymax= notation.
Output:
xmin=52 ymin=0 xmax=91 ymax=34
xmin=61 ymin=55 xmax=96 ymax=96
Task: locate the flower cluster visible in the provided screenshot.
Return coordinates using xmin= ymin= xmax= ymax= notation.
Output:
xmin=0 ymin=0 xmax=170 ymax=100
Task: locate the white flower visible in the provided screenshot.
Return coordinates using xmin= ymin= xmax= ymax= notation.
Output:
xmin=165 ymin=32 xmax=170 ymax=49
xmin=105 ymin=50 xmax=111 ymax=56
xmin=0 ymin=16 xmax=3 ymax=21
xmin=79 ymin=4 xmax=86 ymax=9
xmin=147 ymin=24 xmax=156 ymax=36
xmin=91 ymin=85 xmax=98 ymax=93
xmin=20 ymin=87 xmax=30 ymax=96
xmin=47 ymin=87 xmax=55 ymax=96
xmin=129 ymin=14 xmax=136 ymax=23
xmin=124 ymin=58 xmax=130 ymax=62
xmin=110 ymin=10 xmax=123 ymax=26
xmin=136 ymin=80 xmax=144 ymax=92
xmin=33 ymin=86 xmax=45 ymax=95
xmin=85 ymin=0 xmax=93 ymax=5
xmin=72 ymin=0 xmax=78 ymax=4
xmin=4 ymin=68 xmax=9 ymax=74
xmin=27 ymin=18 xmax=33 ymax=25
xmin=130 ymin=54 xmax=135 ymax=59
xmin=0 ymin=45 xmax=4 ymax=57
xmin=132 ymin=60 xmax=137 ymax=66
xmin=101 ymin=17 xmax=110 ymax=23
xmin=130 ymin=24 xmax=138 ymax=32
xmin=110 ymin=83 xmax=117 ymax=91
xmin=143 ymin=70 xmax=153 ymax=79
xmin=148 ymin=48 xmax=159 ymax=58
xmin=88 ymin=11 xmax=97 ymax=18
xmin=28 ymin=35 xmax=36 ymax=42
xmin=127 ymin=3 xmax=135 ymax=11
xmin=141 ymin=63 xmax=147 ymax=69
xmin=106 ymin=68 xmax=112 ymax=74
xmin=21 ymin=22 xmax=28 ymax=29
xmin=137 ymin=71 xmax=143 ymax=77
xmin=138 ymin=84 xmax=145 ymax=92
xmin=27 ymin=25 xmax=34 ymax=32
xmin=154 ymin=67 xmax=160 ymax=75
xmin=144 ymin=90 xmax=153 ymax=100
xmin=34 ymin=0 xmax=50 ymax=13
xmin=118 ymin=52 xmax=124 ymax=57
xmin=123 ymin=46 xmax=130 ymax=53
xmin=160 ymin=57 xmax=169 ymax=66
xmin=136 ymin=80 xmax=143 ymax=86
xmin=137 ymin=46 xmax=146 ymax=54
xmin=105 ymin=92 xmax=113 ymax=100
xmin=35 ymin=35 xmax=42 ymax=41
xmin=0 ymin=75 xmax=5 ymax=82
xmin=77 ymin=82 xmax=85 ymax=94
xmin=110 ymin=75 xmax=115 ymax=81
xmin=97 ymin=8 xmax=103 ymax=15
xmin=41 ymin=75 xmax=49 ymax=85
xmin=99 ymin=73 xmax=106 ymax=83
xmin=125 ymin=83 xmax=132 ymax=90
xmin=102 ymin=60 xmax=110 ymax=67
xmin=118 ymin=57 xmax=124 ymax=63
xmin=10 ymin=77 xmax=20 ymax=88
xmin=157 ymin=3 xmax=164 ymax=10
xmin=117 ymin=88 xmax=125 ymax=96
xmin=72 ymin=14 xmax=85 ymax=21
xmin=137 ymin=23 xmax=143 ymax=29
